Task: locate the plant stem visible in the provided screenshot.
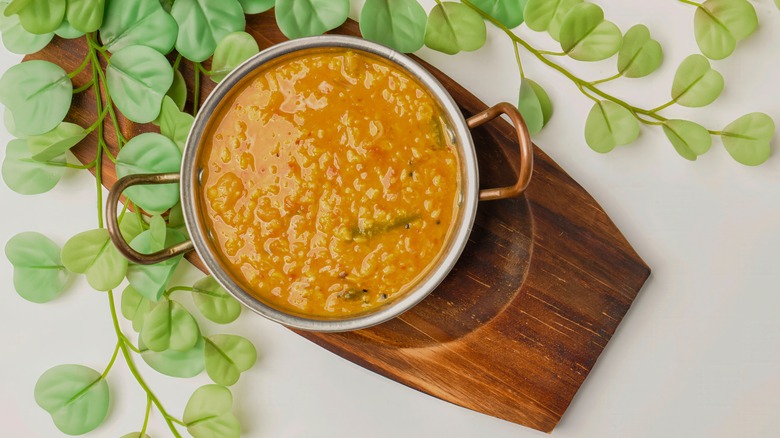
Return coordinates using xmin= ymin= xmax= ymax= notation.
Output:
xmin=590 ymin=71 xmax=624 ymax=86
xmin=108 ymin=291 xmax=183 ymax=438
xmin=68 ymin=55 xmax=91 ymax=78
xmin=100 ymin=341 xmax=121 ymax=379
xmin=678 ymin=0 xmax=702 ymax=6
xmin=173 ymin=53 xmax=183 ymax=71
xmin=165 ymin=285 xmax=196 ymax=296
xmin=196 ymin=62 xmax=213 ymax=76
xmin=72 ymin=80 xmax=94 ymax=94
xmin=537 ymin=50 xmax=566 ymax=56
xmin=649 ymin=99 xmax=676 ymax=114
xmin=140 ymin=395 xmax=152 ymax=436
xmin=101 ymin=142 xmax=118 ymax=163
xmin=166 ymin=416 xmax=187 ymax=427
xmin=89 ymin=49 xmax=105 ymax=229
xmin=512 ymin=41 xmax=524 ymax=79
xmin=85 ymin=104 xmax=111 ymax=134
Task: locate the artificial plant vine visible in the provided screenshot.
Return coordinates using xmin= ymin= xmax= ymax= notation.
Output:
xmin=1 ymin=0 xmax=778 ymax=436
xmin=1 ymin=0 xmax=262 ymax=436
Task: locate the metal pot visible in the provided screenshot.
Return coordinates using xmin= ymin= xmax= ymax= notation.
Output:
xmin=106 ymin=35 xmax=533 ymax=332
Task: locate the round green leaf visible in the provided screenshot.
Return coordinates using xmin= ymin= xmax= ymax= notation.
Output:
xmin=211 ymin=31 xmax=259 ymax=83
xmin=171 ymin=0 xmax=246 ymax=62
xmin=584 ymin=100 xmax=640 ymax=153
xmin=694 ymin=0 xmax=757 ymax=60
xmin=26 ymin=122 xmax=87 ymax=162
xmin=141 ymin=298 xmax=200 ymax=352
xmin=359 ymin=0 xmax=427 ymax=53
xmin=158 ymin=96 xmax=195 ymax=152
xmin=559 ymin=3 xmax=621 ymax=62
xmin=518 ymin=79 xmax=545 ymax=136
xmin=424 ymin=2 xmax=486 ymax=55
xmin=671 ymin=54 xmax=723 ymax=108
xmin=65 ymin=0 xmax=104 ymax=33
xmin=139 ymin=336 xmax=205 ymax=378
xmin=470 ymin=0 xmax=526 ymax=28
xmin=529 ymin=80 xmax=553 ymax=126
xmin=524 ymin=0 xmax=581 ymax=41
xmin=662 ymin=119 xmax=712 ymax=161
xmin=618 ymin=24 xmax=663 ymax=78
xmin=99 ymin=0 xmax=178 ymax=54
xmin=0 ymin=2 xmax=54 ymax=54
xmin=274 ymin=0 xmax=349 ymax=40
xmin=0 ymin=60 xmax=72 ymax=136
xmin=7 ymin=0 xmax=65 ymax=34
xmin=238 ymin=0 xmax=273 ymax=14
xmin=183 ymin=385 xmax=240 ymax=438
xmin=61 ymin=228 xmax=128 ymax=291
xmin=126 ymin=227 xmax=187 ymax=302
xmin=55 ymin=18 xmax=85 ymax=39
xmin=5 ymin=231 xmax=69 ymax=303
xmin=34 ymin=364 xmax=109 ymax=435
xmin=776 ymin=0 xmax=780 ymax=10
xmin=721 ymin=113 xmax=775 ymax=166
xmin=106 ymin=45 xmax=173 ymax=123
xmin=115 ymin=133 xmax=181 ymax=213
xmin=119 ymin=211 xmax=146 ymax=243
xmin=2 ymin=139 xmax=65 ymax=194
xmin=192 ymin=276 xmax=241 ymax=324
xmin=121 ymin=285 xmax=154 ymax=332
xmin=204 ymin=335 xmax=256 ymax=386
xmin=168 ymin=69 xmax=187 ymax=111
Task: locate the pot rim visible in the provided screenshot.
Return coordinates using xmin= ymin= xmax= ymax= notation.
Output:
xmin=180 ymin=35 xmax=479 ymax=332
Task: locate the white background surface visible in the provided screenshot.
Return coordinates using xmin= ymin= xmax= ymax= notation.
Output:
xmin=2 ymin=1 xmax=779 ymax=437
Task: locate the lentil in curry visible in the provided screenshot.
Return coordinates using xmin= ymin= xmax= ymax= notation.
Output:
xmin=199 ymin=49 xmax=460 ymax=317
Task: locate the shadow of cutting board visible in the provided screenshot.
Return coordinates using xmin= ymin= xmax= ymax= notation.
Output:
xmin=26 ymin=13 xmax=650 ymax=433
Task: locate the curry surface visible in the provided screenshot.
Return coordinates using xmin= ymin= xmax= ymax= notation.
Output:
xmin=199 ymin=49 xmax=459 ymax=317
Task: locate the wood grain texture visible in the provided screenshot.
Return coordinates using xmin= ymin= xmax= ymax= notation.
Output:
xmin=25 ymin=13 xmax=650 ymax=433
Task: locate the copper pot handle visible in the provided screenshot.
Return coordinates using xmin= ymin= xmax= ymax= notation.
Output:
xmin=466 ymin=102 xmax=534 ymax=201
xmin=106 ymin=172 xmax=194 ymax=265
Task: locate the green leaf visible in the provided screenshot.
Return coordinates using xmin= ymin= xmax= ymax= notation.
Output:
xmin=26 ymin=122 xmax=87 ymax=162
xmin=168 ymin=69 xmax=187 ymax=111
xmin=618 ymin=24 xmax=663 ymax=78
xmin=238 ymin=0 xmax=273 ymax=14
xmin=470 ymin=0 xmax=526 ymax=28
xmin=0 ymin=2 xmax=54 ymax=54
xmin=584 ymin=100 xmax=640 ymax=153
xmin=0 ymin=60 xmax=72 ymax=136
xmin=204 ymin=335 xmax=257 ymax=386
xmin=139 ymin=336 xmax=205 ymax=378
xmin=192 ymin=276 xmax=242 ymax=324
xmin=55 ymin=18 xmax=85 ymax=39
xmin=159 ymin=96 xmax=195 ymax=152
xmin=524 ymin=0 xmax=581 ymax=41
xmin=65 ymin=0 xmax=104 ymax=33
xmin=171 ymin=0 xmax=246 ymax=62
xmin=34 ymin=364 xmax=109 ymax=435
xmin=119 ymin=211 xmax=146 ymax=243
xmin=121 ymin=285 xmax=154 ymax=332
xmin=558 ymin=3 xmax=621 ymax=61
xmin=183 ymin=385 xmax=240 ymax=438
xmin=61 ymin=228 xmax=128 ymax=291
xmin=721 ymin=113 xmax=775 ymax=166
xmin=100 ymin=0 xmax=178 ymax=54
xmin=776 ymin=0 xmax=780 ymax=10
xmin=662 ymin=119 xmax=712 ymax=161
xmin=424 ymin=2 xmax=486 ymax=55
xmin=141 ymin=298 xmax=200 ymax=352
xmin=5 ymin=231 xmax=69 ymax=303
xmin=121 ymin=433 xmax=151 ymax=438
xmin=115 ymin=133 xmax=182 ymax=213
xmin=694 ymin=0 xmax=757 ymax=60
xmin=359 ymin=0 xmax=427 ymax=53
xmin=671 ymin=54 xmax=723 ymax=108
xmin=126 ymin=227 xmax=187 ymax=302
xmin=275 ymin=0 xmax=349 ymax=40
xmin=106 ymin=45 xmax=174 ymax=124
xmin=211 ymin=31 xmax=259 ymax=82
xmin=7 ymin=0 xmax=65 ymax=34
xmin=517 ymin=79 xmax=551 ymax=136
xmin=2 ymin=139 xmax=65 ymax=194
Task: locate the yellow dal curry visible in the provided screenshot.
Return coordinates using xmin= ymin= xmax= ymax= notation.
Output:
xmin=199 ymin=49 xmax=460 ymax=317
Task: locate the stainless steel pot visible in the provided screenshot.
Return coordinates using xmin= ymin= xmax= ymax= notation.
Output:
xmin=106 ymin=35 xmax=533 ymax=332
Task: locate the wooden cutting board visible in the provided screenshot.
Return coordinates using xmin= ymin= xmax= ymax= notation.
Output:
xmin=26 ymin=13 xmax=650 ymax=433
